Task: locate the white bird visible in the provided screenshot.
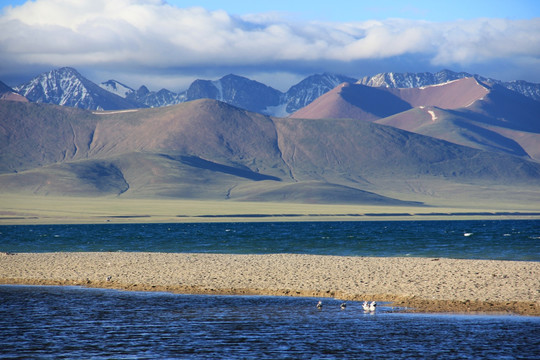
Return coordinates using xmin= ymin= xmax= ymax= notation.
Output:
xmin=317 ymin=301 xmax=323 ymax=310
xmin=369 ymin=301 xmax=377 ymax=312
xmin=340 ymin=302 xmax=347 ymax=310
xmin=362 ymin=301 xmax=370 ymax=311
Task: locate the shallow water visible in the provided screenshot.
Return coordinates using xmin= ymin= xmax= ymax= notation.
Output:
xmin=1 ymin=285 xmax=539 ymax=359
xmin=1 ymin=219 xmax=539 ymax=260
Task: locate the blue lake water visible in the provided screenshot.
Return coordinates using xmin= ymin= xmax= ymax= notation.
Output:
xmin=1 ymin=220 xmax=539 ymax=358
xmin=0 ymin=219 xmax=539 ymax=260
xmin=1 ymin=285 xmax=539 ymax=360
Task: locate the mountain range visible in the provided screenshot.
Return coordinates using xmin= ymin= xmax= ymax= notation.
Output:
xmin=10 ymin=68 xmax=540 ymax=116
xmin=291 ymin=77 xmax=540 ymax=162
xmin=1 ymin=67 xmax=539 ymax=207
xmin=12 ymin=67 xmax=356 ymax=115
xmin=359 ymin=69 xmax=540 ymax=102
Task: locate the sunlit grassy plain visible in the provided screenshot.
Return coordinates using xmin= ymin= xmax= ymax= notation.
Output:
xmin=1 ymin=194 xmax=539 ymax=225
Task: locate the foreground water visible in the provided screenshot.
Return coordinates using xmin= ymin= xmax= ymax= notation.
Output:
xmin=1 ymin=219 xmax=539 ymax=260
xmin=1 ymin=285 xmax=539 ymax=359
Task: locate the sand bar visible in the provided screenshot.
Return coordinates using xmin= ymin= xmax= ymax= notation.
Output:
xmin=1 ymin=252 xmax=539 ymax=315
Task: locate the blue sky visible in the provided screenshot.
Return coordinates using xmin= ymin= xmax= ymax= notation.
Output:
xmin=1 ymin=0 xmax=539 ymax=91
xmin=168 ymin=0 xmax=540 ymax=22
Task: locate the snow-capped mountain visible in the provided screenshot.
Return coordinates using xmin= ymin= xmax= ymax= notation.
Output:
xmin=358 ymin=69 xmax=472 ymax=88
xmin=126 ymin=86 xmax=186 ymax=108
xmin=281 ymin=73 xmax=357 ymax=115
xmin=100 ymin=80 xmax=134 ymax=98
xmin=12 ymin=67 xmax=540 ymax=114
xmin=15 ymin=67 xmax=144 ymax=110
xmin=503 ymin=80 xmax=540 ymax=101
xmin=359 ymin=69 xmax=540 ymax=101
xmin=100 ymin=80 xmax=186 ymax=108
xmin=178 ymin=73 xmax=358 ymax=116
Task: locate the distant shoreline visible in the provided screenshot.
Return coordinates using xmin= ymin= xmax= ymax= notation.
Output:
xmin=2 ymin=195 xmax=539 ymax=225
xmin=180 ymin=211 xmax=540 ymax=219
xmin=2 ymin=212 xmax=540 ymax=225
xmin=1 ymin=252 xmax=539 ymax=316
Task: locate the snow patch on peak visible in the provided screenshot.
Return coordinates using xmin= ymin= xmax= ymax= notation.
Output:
xmin=418 ymin=78 xmax=461 ymax=90
xmin=427 ymin=110 xmax=438 ymax=121
xmin=100 ymin=80 xmax=134 ymax=98
xmin=212 ymin=79 xmax=224 ymax=101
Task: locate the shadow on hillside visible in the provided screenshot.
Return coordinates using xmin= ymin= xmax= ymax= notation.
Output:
xmin=163 ymin=155 xmax=282 ymax=181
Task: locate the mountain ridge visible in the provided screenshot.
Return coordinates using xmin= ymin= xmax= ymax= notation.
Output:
xmin=10 ymin=68 xmax=540 ymax=115
xmin=358 ymin=69 xmax=540 ymax=102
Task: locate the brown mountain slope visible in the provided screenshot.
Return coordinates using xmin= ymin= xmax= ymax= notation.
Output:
xmin=0 ymin=81 xmax=27 ymax=102
xmin=290 ymin=83 xmax=411 ymax=120
xmin=291 ymin=78 xmax=540 ymax=161
xmin=386 ymin=77 xmax=489 ymax=109
xmin=86 ymin=99 xmax=288 ymax=179
xmin=1 ymin=99 xmax=539 ymax=205
xmin=462 ymin=83 xmax=540 ymax=133
xmin=376 ymin=107 xmax=532 ymax=158
xmin=290 ymin=77 xmax=488 ymax=121
xmin=0 ymin=101 xmax=97 ymax=173
xmin=374 ymin=83 xmax=540 ymax=161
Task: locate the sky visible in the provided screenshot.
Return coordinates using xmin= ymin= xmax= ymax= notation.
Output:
xmin=0 ymin=0 xmax=539 ymax=92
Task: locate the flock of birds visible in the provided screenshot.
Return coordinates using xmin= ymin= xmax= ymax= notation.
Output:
xmin=316 ymin=300 xmax=377 ymax=312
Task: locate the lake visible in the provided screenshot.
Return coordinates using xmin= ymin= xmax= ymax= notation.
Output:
xmin=1 ymin=219 xmax=539 ymax=358
xmin=1 ymin=219 xmax=539 ymax=260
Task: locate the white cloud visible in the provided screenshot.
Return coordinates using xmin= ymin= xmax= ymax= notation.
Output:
xmin=1 ymin=0 xmax=539 ymax=86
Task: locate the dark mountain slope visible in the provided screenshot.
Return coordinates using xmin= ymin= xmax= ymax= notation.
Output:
xmin=0 ymin=159 xmax=129 ymax=196
xmin=230 ymin=181 xmax=422 ymax=205
xmin=461 ymin=83 xmax=540 ymax=133
xmin=376 ymin=107 xmax=531 ymax=158
xmin=184 ymin=74 xmax=282 ymax=114
xmin=274 ymin=117 xmax=540 ymax=186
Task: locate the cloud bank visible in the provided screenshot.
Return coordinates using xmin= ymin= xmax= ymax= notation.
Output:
xmin=1 ymin=0 xmax=539 ymax=90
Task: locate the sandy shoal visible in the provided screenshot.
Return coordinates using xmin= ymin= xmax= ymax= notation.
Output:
xmin=1 ymin=252 xmax=539 ymax=316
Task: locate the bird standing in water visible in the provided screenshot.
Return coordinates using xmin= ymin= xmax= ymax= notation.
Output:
xmin=362 ymin=301 xmax=370 ymax=311
xmin=317 ymin=301 xmax=323 ymax=310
